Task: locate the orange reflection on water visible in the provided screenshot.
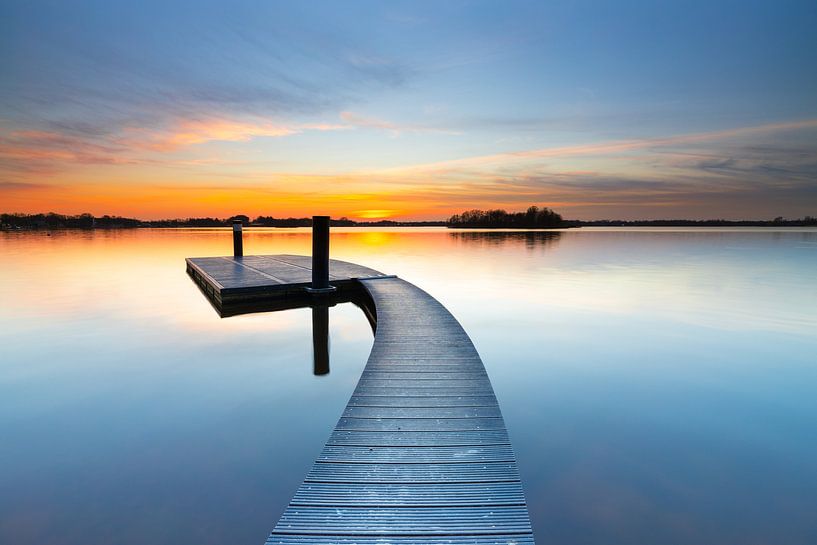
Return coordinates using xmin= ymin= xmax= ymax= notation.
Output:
xmin=2 ymin=227 xmax=816 ymax=337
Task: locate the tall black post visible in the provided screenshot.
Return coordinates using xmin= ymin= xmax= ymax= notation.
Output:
xmin=232 ymin=220 xmax=243 ymax=257
xmin=312 ymin=215 xmax=330 ymax=290
xmin=312 ymin=305 xmax=329 ymax=375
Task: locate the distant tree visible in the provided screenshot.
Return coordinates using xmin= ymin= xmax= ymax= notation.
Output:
xmin=447 ymin=205 xmax=565 ymax=228
xmin=228 ymin=214 xmax=250 ymax=226
xmin=252 ymin=215 xmax=275 ymax=226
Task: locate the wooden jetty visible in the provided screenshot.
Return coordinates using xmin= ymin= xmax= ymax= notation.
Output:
xmin=186 ymin=218 xmax=534 ymax=543
xmin=186 ymin=254 xmax=387 ymax=316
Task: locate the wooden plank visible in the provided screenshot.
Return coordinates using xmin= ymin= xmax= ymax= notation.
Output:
xmin=317 ymin=445 xmax=516 ymax=464
xmin=326 ymin=430 xmax=511 ymax=447
xmin=361 ymin=371 xmax=489 ymax=380
xmin=235 ymin=255 xmax=313 ymax=284
xmin=335 ymin=417 xmax=507 ymax=432
xmin=357 ymin=367 xmax=485 ymax=375
xmin=362 ymin=365 xmax=489 ymax=373
xmin=347 ymin=396 xmax=499 ymax=408
xmin=271 ymin=254 xmax=385 ymax=280
xmin=187 ymin=257 xmax=271 ymax=289
xmin=266 ymin=535 xmax=535 ymax=545
xmin=185 ymin=255 xmax=387 ymax=294
xmin=272 ymin=506 xmax=533 ymax=535
xmin=305 ymin=461 xmax=521 ymax=483
xmin=290 ymin=482 xmax=527 ymax=507
xmin=363 ymin=359 xmax=486 ymax=366
xmin=353 ymin=387 xmax=498 ymax=397
xmin=343 ymin=406 xmax=502 ymax=419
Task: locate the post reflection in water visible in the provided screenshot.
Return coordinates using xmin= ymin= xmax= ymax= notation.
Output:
xmin=214 ymin=285 xmax=376 ymax=377
xmin=312 ymin=304 xmax=330 ymax=376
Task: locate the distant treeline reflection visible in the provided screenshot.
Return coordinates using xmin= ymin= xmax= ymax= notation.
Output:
xmin=449 ymin=230 xmax=562 ymax=248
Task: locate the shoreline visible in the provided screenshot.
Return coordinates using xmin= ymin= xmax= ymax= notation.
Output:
xmin=4 ymin=223 xmax=817 ymax=232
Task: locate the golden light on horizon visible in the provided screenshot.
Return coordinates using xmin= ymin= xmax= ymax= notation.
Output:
xmin=2 ymin=118 xmax=816 ymax=221
xmin=354 ymin=209 xmax=400 ymax=219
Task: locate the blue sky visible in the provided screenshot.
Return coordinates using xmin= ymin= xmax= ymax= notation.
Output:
xmin=1 ymin=0 xmax=816 ymax=219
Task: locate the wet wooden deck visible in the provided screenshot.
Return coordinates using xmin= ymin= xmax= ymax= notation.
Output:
xmin=186 ymin=255 xmax=534 ymax=544
xmin=186 ymin=254 xmax=388 ymax=315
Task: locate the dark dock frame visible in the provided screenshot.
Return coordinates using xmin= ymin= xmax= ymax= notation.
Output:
xmin=186 ymin=218 xmax=535 ymax=543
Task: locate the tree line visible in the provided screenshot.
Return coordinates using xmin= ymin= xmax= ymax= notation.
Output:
xmin=447 ymin=206 xmax=566 ymax=228
xmin=1 ymin=213 xmax=143 ymax=229
xmin=0 ymin=212 xmax=446 ymax=229
xmin=3 ymin=210 xmax=814 ymax=230
xmin=573 ymin=217 xmax=817 ymax=227
xmin=446 ymin=207 xmax=817 ymax=228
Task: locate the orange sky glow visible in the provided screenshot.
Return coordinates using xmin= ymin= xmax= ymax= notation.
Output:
xmin=3 ymin=117 xmax=816 ymax=220
xmin=3 ymin=1 xmax=816 ymax=222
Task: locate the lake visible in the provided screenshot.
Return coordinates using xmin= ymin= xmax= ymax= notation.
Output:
xmin=1 ymin=227 xmax=816 ymax=545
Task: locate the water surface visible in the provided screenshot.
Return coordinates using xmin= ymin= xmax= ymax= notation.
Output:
xmin=1 ymin=227 xmax=816 ymax=544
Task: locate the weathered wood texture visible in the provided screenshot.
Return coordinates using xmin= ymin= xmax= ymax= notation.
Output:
xmin=186 ymin=254 xmax=386 ymax=315
xmin=187 ymin=254 xmax=385 ymax=291
xmin=185 ymin=255 xmax=533 ymax=543
xmin=268 ymin=277 xmax=533 ymax=543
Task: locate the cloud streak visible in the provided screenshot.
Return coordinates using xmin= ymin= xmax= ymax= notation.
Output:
xmin=339 ymin=111 xmax=460 ymax=136
xmin=378 ymin=119 xmax=817 ymax=174
xmin=3 ymin=112 xmax=816 ymax=220
xmin=0 ymin=115 xmax=349 ymax=174
xmin=123 ymin=117 xmax=347 ymax=151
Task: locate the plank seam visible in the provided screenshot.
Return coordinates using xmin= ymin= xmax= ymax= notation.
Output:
xmin=219 ymin=256 xmax=288 ymax=283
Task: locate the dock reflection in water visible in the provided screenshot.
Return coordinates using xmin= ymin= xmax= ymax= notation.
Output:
xmin=214 ymin=287 xmax=375 ymax=378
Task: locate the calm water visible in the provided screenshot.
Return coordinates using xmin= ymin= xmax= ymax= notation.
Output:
xmin=1 ymin=227 xmax=816 ymax=544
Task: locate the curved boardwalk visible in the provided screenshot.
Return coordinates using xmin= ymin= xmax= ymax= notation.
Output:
xmin=186 ymin=255 xmax=534 ymax=543
xmin=267 ymin=277 xmax=534 ymax=544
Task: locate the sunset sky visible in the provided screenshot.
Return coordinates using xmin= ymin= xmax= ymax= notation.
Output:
xmin=2 ymin=0 xmax=816 ymax=220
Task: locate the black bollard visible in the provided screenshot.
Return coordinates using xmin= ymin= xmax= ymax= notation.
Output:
xmin=232 ymin=220 xmax=243 ymax=257
xmin=312 ymin=305 xmax=330 ymax=375
xmin=310 ymin=215 xmax=333 ymax=291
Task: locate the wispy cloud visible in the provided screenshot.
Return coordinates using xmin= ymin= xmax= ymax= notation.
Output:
xmin=342 ymin=52 xmax=413 ymax=87
xmin=135 ymin=120 xmax=297 ymax=150
xmin=123 ymin=117 xmax=347 ymax=151
xmin=0 ymin=181 xmax=49 ymax=190
xmin=0 ymin=129 xmax=134 ymax=174
xmin=4 ymin=116 xmax=816 ymax=220
xmin=0 ymin=115 xmax=348 ymax=174
xmin=381 ymin=119 xmax=817 ymax=174
xmin=339 ymin=111 xmax=460 ymax=137
xmin=340 ymin=111 xmax=399 ymax=132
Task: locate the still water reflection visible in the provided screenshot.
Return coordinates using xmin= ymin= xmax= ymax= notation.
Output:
xmin=1 ymin=227 xmax=816 ymax=545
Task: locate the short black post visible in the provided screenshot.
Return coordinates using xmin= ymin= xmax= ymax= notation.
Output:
xmin=232 ymin=220 xmax=243 ymax=257
xmin=311 ymin=215 xmax=331 ymax=290
xmin=312 ymin=305 xmax=330 ymax=375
